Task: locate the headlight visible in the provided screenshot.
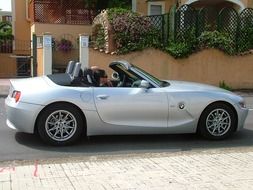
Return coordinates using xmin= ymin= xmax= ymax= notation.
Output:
xmin=239 ymin=101 xmax=246 ymax=108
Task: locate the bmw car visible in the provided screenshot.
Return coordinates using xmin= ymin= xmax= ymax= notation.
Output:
xmin=5 ymin=60 xmax=249 ymax=145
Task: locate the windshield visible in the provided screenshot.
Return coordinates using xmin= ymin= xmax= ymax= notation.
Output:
xmin=132 ymin=65 xmax=169 ymax=87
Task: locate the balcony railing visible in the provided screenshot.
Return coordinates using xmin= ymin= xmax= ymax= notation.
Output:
xmin=29 ymin=0 xmax=98 ymax=25
xmin=0 ymin=37 xmax=31 ymax=54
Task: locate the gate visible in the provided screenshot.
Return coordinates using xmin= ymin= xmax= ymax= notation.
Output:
xmin=52 ymin=34 xmax=79 ymax=74
xmin=0 ymin=33 xmax=37 ymax=78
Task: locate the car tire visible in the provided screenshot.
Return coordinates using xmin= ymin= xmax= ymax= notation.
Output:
xmin=37 ymin=103 xmax=84 ymax=146
xmin=198 ymin=102 xmax=237 ymax=140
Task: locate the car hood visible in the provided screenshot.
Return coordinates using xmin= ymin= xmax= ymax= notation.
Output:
xmin=165 ymin=80 xmax=231 ymax=94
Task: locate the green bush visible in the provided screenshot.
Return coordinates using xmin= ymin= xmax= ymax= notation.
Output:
xmin=165 ymin=30 xmax=237 ymax=59
xmin=165 ymin=27 xmax=197 ymax=58
xmin=219 ymin=81 xmax=232 ymax=91
xmin=108 ymin=0 xmax=131 ymax=9
xmin=198 ymin=31 xmax=236 ymax=55
xmin=107 ymin=8 xmax=161 ymax=54
xmin=165 ymin=42 xmax=193 ymax=58
xmin=107 ymin=8 xmax=133 ymax=22
xmin=0 ymin=21 xmax=13 ymax=40
xmin=237 ymin=27 xmax=253 ymax=53
xmin=94 ymin=24 xmax=105 ymax=50
xmin=95 ymin=9 xmax=252 ymax=58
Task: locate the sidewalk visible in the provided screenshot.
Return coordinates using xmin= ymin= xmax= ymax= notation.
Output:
xmin=0 ymin=79 xmax=10 ymax=96
xmin=1 ymin=147 xmax=253 ymax=190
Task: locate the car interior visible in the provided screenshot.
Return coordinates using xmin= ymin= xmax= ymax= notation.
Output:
xmin=47 ymin=61 xmax=146 ymax=88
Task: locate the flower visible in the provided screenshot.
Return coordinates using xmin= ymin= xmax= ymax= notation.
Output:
xmin=57 ymin=38 xmax=73 ymax=52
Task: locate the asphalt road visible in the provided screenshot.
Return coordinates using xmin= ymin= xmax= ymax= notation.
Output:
xmin=0 ymin=96 xmax=253 ymax=162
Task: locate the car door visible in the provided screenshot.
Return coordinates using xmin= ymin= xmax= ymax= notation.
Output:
xmin=93 ymin=87 xmax=168 ymax=128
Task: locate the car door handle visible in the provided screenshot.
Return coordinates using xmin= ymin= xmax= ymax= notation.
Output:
xmin=96 ymin=95 xmax=109 ymax=100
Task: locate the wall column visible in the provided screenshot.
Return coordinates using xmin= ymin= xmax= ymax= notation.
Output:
xmin=79 ymin=34 xmax=89 ymax=70
xmin=132 ymin=0 xmax=137 ymax=12
xmin=42 ymin=33 xmax=52 ymax=75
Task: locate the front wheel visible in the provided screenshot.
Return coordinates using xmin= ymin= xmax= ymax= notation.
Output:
xmin=37 ymin=103 xmax=84 ymax=145
xmin=198 ymin=103 xmax=237 ymax=140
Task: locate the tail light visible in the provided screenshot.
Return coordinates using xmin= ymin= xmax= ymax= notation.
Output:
xmin=11 ymin=91 xmax=21 ymax=103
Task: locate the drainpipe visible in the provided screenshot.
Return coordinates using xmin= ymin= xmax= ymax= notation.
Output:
xmin=26 ymin=0 xmax=31 ymax=22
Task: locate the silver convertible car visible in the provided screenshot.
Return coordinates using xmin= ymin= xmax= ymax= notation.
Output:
xmin=5 ymin=60 xmax=248 ymax=145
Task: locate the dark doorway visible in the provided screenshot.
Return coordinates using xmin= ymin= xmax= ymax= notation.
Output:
xmin=16 ymin=57 xmax=31 ymax=77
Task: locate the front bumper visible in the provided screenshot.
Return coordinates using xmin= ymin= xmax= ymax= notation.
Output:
xmin=236 ymin=106 xmax=249 ymax=131
xmin=5 ymin=96 xmax=44 ymax=133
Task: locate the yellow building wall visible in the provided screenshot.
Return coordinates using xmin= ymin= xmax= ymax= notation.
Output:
xmin=13 ymin=0 xmax=31 ymax=43
xmin=136 ymin=0 xmax=148 ymax=15
xmin=0 ymin=54 xmax=17 ymax=77
xmin=136 ymin=0 xmax=253 ymax=15
xmin=89 ymin=48 xmax=253 ymax=89
xmin=136 ymin=0 xmax=176 ymax=15
xmin=31 ymin=23 xmax=92 ymax=39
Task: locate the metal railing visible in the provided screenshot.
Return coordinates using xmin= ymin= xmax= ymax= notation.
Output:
xmin=146 ymin=5 xmax=253 ymax=52
xmin=0 ymin=38 xmax=31 ymax=54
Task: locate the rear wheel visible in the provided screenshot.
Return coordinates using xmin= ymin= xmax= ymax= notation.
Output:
xmin=198 ymin=102 xmax=237 ymax=140
xmin=37 ymin=103 xmax=84 ymax=145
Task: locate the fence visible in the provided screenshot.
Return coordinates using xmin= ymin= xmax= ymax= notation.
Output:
xmin=29 ymin=0 xmax=98 ymax=25
xmin=0 ymin=37 xmax=31 ymax=54
xmin=147 ymin=5 xmax=253 ymax=52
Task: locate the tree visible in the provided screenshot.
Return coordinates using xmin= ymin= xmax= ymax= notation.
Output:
xmin=0 ymin=21 xmax=12 ymax=35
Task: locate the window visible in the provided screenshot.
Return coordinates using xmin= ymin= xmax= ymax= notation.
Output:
xmin=148 ymin=1 xmax=165 ymax=16
xmin=2 ymin=16 xmax=12 ymax=22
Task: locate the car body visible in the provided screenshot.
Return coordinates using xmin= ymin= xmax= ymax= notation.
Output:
xmin=5 ymin=60 xmax=249 ymax=145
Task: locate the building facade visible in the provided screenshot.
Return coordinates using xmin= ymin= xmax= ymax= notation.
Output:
xmin=133 ymin=0 xmax=253 ymax=15
xmin=0 ymin=10 xmax=12 ymax=22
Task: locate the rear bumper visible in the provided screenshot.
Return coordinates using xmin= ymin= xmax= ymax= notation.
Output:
xmin=5 ymin=97 xmax=44 ymax=133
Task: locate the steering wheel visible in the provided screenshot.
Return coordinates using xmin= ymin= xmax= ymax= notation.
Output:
xmin=117 ymin=74 xmax=126 ymax=87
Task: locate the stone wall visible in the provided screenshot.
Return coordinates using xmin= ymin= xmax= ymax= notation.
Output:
xmin=89 ymin=48 xmax=253 ymax=89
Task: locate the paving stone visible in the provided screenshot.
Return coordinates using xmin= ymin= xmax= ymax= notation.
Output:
xmin=1 ymin=149 xmax=253 ymax=189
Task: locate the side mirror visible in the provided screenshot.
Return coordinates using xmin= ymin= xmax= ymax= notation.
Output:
xmin=140 ymin=80 xmax=150 ymax=89
xmin=111 ymin=72 xmax=119 ymax=80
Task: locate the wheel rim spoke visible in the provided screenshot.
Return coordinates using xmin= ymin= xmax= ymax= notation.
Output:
xmin=60 ymin=128 xmax=64 ymax=138
xmin=45 ymin=110 xmax=77 ymax=142
xmin=64 ymin=124 xmax=75 ymax=129
xmin=53 ymin=129 xmax=60 ymax=137
xmin=212 ymin=127 xmax=217 ymax=133
xmin=206 ymin=108 xmax=231 ymax=136
xmin=63 ymin=113 xmax=69 ymax=121
xmin=48 ymin=126 xmax=57 ymax=132
xmin=207 ymin=123 xmax=215 ymax=129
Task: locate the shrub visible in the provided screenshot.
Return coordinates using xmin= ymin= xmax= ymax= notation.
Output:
xmin=165 ymin=42 xmax=193 ymax=58
xmin=165 ymin=27 xmax=197 ymax=58
xmin=107 ymin=8 xmax=161 ymax=54
xmin=237 ymin=27 xmax=253 ymax=53
xmin=198 ymin=31 xmax=236 ymax=55
xmin=219 ymin=81 xmax=232 ymax=91
xmin=93 ymin=24 xmax=105 ymax=50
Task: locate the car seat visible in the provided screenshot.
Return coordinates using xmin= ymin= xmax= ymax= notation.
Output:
xmin=65 ymin=60 xmax=76 ymax=75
